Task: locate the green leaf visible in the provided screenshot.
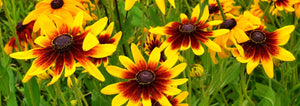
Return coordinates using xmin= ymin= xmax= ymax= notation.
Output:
xmin=24 ymin=78 xmax=40 ymax=106
xmin=7 ymin=69 xmax=17 ymax=106
xmin=254 ymin=83 xmax=276 ymax=106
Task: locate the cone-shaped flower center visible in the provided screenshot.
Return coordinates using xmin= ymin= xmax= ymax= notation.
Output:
xmin=136 ymin=70 xmax=155 ymax=85
xmin=153 ymin=102 xmax=162 ymax=106
xmin=209 ymin=4 xmax=220 ymax=14
xmin=250 ymin=31 xmax=265 ymax=43
xmin=51 ymin=0 xmax=64 ymax=9
xmin=180 ymin=24 xmax=195 ymax=33
xmin=53 ymin=34 xmax=73 ymax=52
xmin=220 ymin=19 xmax=237 ymax=30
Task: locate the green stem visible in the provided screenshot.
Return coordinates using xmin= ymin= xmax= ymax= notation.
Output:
xmin=260 ymin=2 xmax=271 ymax=20
xmin=184 ymin=0 xmax=192 ymax=15
xmin=54 ymin=82 xmax=68 ymax=106
xmin=220 ymin=90 xmax=228 ymax=106
xmin=184 ymin=49 xmax=192 ymax=105
xmin=216 ymin=0 xmax=226 ymax=21
xmin=114 ymin=0 xmax=122 ymax=31
xmin=139 ymin=0 xmax=146 ymax=50
xmin=71 ymin=75 xmax=88 ymax=106
xmin=240 ymin=66 xmax=255 ymax=106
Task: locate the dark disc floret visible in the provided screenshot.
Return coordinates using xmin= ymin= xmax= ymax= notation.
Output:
xmin=209 ymin=4 xmax=220 ymax=14
xmin=250 ymin=31 xmax=266 ymax=43
xmin=136 ymin=70 xmax=155 ymax=85
xmin=180 ymin=24 xmax=195 ymax=33
xmin=16 ymin=21 xmax=26 ymax=32
xmin=53 ymin=34 xmax=73 ymax=52
xmin=51 ymin=0 xmax=64 ymax=9
xmin=220 ymin=19 xmax=237 ymax=30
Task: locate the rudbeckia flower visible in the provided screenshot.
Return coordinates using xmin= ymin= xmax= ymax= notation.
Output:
xmin=143 ymin=28 xmax=167 ymax=62
xmin=101 ymin=44 xmax=187 ymax=106
xmin=209 ymin=11 xmax=261 ymax=64
xmin=151 ymin=91 xmax=189 ymax=106
xmin=23 ymin=0 xmax=92 ymax=32
xmin=150 ymin=4 xmax=229 ymax=55
xmin=10 ymin=12 xmax=116 ymax=85
xmin=87 ymin=22 xmax=122 ymax=67
xmin=4 ymin=21 xmax=36 ymax=55
xmin=206 ymin=0 xmax=241 ymax=19
xmin=233 ymin=25 xmax=295 ymax=78
xmin=250 ymin=0 xmax=264 ymax=18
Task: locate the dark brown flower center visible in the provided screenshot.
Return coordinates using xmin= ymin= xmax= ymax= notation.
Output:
xmin=209 ymin=4 xmax=220 ymax=14
xmin=180 ymin=24 xmax=195 ymax=33
xmin=250 ymin=31 xmax=266 ymax=43
xmin=153 ymin=102 xmax=161 ymax=106
xmin=16 ymin=21 xmax=26 ymax=32
xmin=53 ymin=34 xmax=73 ymax=52
xmin=51 ymin=0 xmax=64 ymax=9
xmin=220 ymin=19 xmax=237 ymax=30
xmin=136 ymin=70 xmax=155 ymax=85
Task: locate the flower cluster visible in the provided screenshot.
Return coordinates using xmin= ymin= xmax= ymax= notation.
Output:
xmin=4 ymin=0 xmax=298 ymax=105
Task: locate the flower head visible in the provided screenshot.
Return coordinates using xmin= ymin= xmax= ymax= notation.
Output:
xmin=143 ymin=28 xmax=167 ymax=62
xmin=23 ymin=0 xmax=93 ymax=32
xmin=233 ymin=25 xmax=295 ymax=78
xmin=101 ymin=44 xmax=187 ymax=106
xmin=10 ymin=12 xmax=115 ymax=86
xmin=4 ymin=21 xmax=36 ymax=55
xmin=150 ymin=4 xmax=229 ymax=55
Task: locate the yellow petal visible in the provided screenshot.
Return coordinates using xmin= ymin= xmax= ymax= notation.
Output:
xmin=192 ymin=44 xmax=204 ymax=55
xmin=155 ymin=0 xmax=166 ymax=14
xmin=170 ymin=78 xmax=188 ymax=85
xmin=125 ymin=0 xmax=137 ymax=11
xmin=106 ymin=66 xmax=130 ymax=79
xmin=38 ymin=14 xmax=58 ymax=39
xmin=72 ymin=11 xmax=83 ymax=30
xmin=131 ymin=43 xmax=146 ymax=65
xmin=160 ymin=52 xmax=178 ymax=69
xmin=168 ymin=0 xmax=176 ymax=8
xmin=199 ymin=5 xmax=209 ymax=23
xmin=127 ymin=99 xmax=139 ymax=106
xmin=273 ymin=47 xmax=295 ymax=61
xmin=246 ymin=59 xmax=259 ymax=74
xmin=204 ymin=40 xmax=221 ymax=52
xmin=149 ymin=27 xmax=167 ymax=35
xmin=105 ymin=22 xmax=114 ymax=36
xmin=10 ymin=49 xmax=39 ymax=59
xmin=191 ymin=4 xmax=200 ymax=22
xmin=47 ymin=71 xmax=63 ymax=86
xmin=85 ymin=17 xmax=108 ymax=35
xmin=163 ymin=86 xmax=182 ymax=96
xmin=142 ymin=97 xmax=151 ymax=106
xmin=180 ymin=13 xmax=188 ymax=22
xmin=234 ymin=29 xmax=249 ymax=43
xmin=119 ymin=55 xmax=136 ymax=70
xmin=86 ymin=44 xmax=116 ymax=58
xmin=207 ymin=20 xmax=223 ymax=26
xmin=83 ymin=33 xmax=99 ymax=51
xmin=112 ymin=31 xmax=122 ymax=46
xmin=101 ymin=83 xmax=121 ymax=95
xmin=174 ymin=91 xmax=189 ymax=104
xmin=211 ymin=29 xmax=230 ymax=37
xmin=169 ymin=63 xmax=187 ymax=78
xmin=261 ymin=55 xmax=274 ymax=78
xmin=79 ymin=58 xmax=105 ymax=81
xmin=112 ymin=93 xmax=129 ymax=106
xmin=157 ymin=95 xmax=172 ymax=106
xmin=34 ymin=36 xmax=51 ymax=47
xmin=148 ymin=48 xmax=160 ymax=69
xmin=272 ymin=25 xmax=295 ymax=45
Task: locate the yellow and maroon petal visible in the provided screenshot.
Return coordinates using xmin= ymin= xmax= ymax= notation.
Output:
xmin=125 ymin=0 xmax=137 ymax=11
xmin=155 ymin=0 xmax=166 ymax=14
xmin=156 ymin=95 xmax=172 ymax=106
xmin=199 ymin=5 xmax=209 ymax=24
xmin=142 ymin=96 xmax=151 ymax=106
xmin=131 ymin=43 xmax=147 ymax=68
xmin=47 ymin=57 xmax=64 ymax=86
xmin=271 ymin=25 xmax=295 ymax=45
xmin=106 ymin=66 xmax=135 ymax=79
xmin=191 ymin=41 xmax=204 ymax=55
xmin=64 ymin=51 xmax=76 ymax=77
xmin=180 ymin=36 xmax=191 ymax=51
xmin=72 ymin=11 xmax=83 ymax=33
xmin=101 ymin=83 xmax=122 ymax=95
xmin=180 ymin=14 xmax=189 ymax=24
xmin=148 ymin=48 xmax=160 ymax=70
xmin=273 ymin=47 xmax=295 ymax=61
xmin=261 ymin=53 xmax=274 ymax=78
xmin=119 ymin=55 xmax=137 ymax=71
xmin=191 ymin=4 xmax=200 ymax=24
xmin=168 ymin=63 xmax=187 ymax=78
xmin=85 ymin=44 xmax=116 ymax=58
xmin=28 ymin=53 xmax=59 ymax=76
